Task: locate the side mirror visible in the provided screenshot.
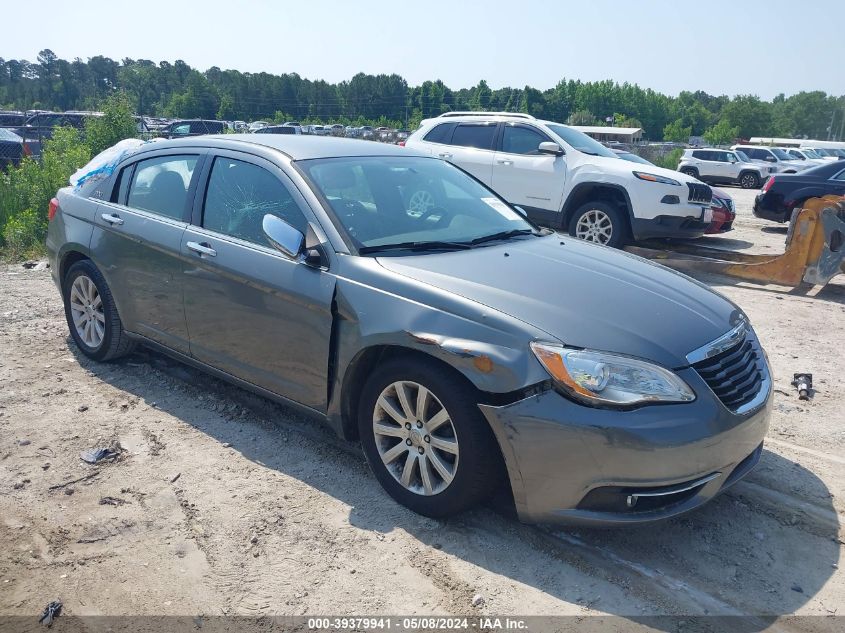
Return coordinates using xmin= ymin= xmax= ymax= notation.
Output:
xmin=263 ymin=214 xmax=304 ymax=260
xmin=538 ymin=141 xmax=564 ymax=156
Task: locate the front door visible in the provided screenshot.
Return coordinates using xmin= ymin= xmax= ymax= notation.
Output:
xmin=492 ymin=123 xmax=567 ymax=221
xmin=181 ymin=151 xmax=336 ymax=411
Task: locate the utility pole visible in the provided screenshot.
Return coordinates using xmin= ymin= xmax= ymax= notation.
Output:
xmin=828 ymin=109 xmax=836 ymax=140
xmin=839 ymin=105 xmax=845 ymax=142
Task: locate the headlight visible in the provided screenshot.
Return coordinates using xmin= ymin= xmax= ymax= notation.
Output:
xmin=633 ymin=171 xmax=681 ymax=186
xmin=530 ymin=342 xmax=696 ymax=408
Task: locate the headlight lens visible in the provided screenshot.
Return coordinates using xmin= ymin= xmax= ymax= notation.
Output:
xmin=633 ymin=171 xmax=681 ymax=186
xmin=530 ymin=342 xmax=695 ymax=407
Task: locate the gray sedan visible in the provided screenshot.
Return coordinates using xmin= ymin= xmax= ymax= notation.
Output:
xmin=46 ymin=135 xmax=771 ymax=525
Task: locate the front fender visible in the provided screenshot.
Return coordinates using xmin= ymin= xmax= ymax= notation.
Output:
xmin=326 ymin=273 xmax=551 ymax=438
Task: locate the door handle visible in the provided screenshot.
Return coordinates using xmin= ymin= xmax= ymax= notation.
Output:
xmin=100 ymin=212 xmax=124 ymax=226
xmin=497 ymin=159 xmax=513 ymax=166
xmin=438 ymin=152 xmax=453 ymax=159
xmin=186 ymin=241 xmax=217 ymax=257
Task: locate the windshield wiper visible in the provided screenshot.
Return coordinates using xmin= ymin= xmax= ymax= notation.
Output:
xmin=469 ymin=228 xmax=536 ymax=245
xmin=358 ymin=240 xmax=472 ymax=255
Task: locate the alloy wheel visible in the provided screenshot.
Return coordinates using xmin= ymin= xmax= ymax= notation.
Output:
xmin=741 ymin=174 xmax=757 ymax=188
xmin=372 ymin=380 xmax=459 ymax=496
xmin=407 ymin=190 xmax=436 ymax=217
xmin=69 ymin=275 xmax=105 ymax=349
xmin=575 ymin=209 xmax=613 ymax=244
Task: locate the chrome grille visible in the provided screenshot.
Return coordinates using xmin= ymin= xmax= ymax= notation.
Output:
xmin=687 ymin=182 xmax=713 ymax=204
xmin=692 ymin=332 xmax=766 ymax=412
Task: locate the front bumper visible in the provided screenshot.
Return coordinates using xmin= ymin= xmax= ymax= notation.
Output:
xmin=479 ymin=367 xmax=771 ymax=526
xmin=631 ymin=211 xmax=711 ymax=240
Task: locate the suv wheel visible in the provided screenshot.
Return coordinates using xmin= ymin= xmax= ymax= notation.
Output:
xmin=739 ymin=172 xmax=760 ymax=189
xmin=358 ymin=357 xmax=502 ymax=518
xmin=569 ymin=202 xmax=629 ymax=248
xmin=680 ymin=167 xmax=699 ymax=179
xmin=63 ymin=260 xmax=136 ymax=361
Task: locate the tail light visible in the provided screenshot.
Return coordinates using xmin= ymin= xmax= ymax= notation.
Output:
xmin=398 ymin=141 xmax=405 ymax=147
xmin=762 ymin=177 xmax=775 ymax=193
xmin=48 ymin=197 xmax=59 ymax=221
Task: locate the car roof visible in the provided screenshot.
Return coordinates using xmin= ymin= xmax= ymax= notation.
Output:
xmin=134 ymin=134 xmax=425 ymax=160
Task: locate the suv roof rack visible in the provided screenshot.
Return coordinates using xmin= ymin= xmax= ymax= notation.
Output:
xmin=437 ymin=111 xmax=536 ymax=120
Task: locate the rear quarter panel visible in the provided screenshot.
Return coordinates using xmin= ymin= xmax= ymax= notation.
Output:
xmin=46 ymin=187 xmax=98 ymax=288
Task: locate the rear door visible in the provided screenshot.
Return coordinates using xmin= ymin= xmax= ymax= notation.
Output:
xmin=441 ymin=122 xmax=497 ymax=185
xmin=492 ymin=123 xmax=566 ymax=216
xmin=180 ymin=150 xmax=336 ymax=411
xmin=90 ymin=150 xmax=205 ymax=354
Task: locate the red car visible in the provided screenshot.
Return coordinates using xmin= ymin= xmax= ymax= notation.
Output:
xmin=706 ymin=187 xmax=736 ymax=233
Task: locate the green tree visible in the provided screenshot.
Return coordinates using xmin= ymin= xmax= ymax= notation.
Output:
xmin=0 ymin=127 xmax=91 ymax=258
xmin=703 ymin=119 xmax=740 ymax=146
xmin=663 ymin=119 xmax=691 ymax=143
xmin=720 ymin=95 xmax=771 ymax=138
xmin=567 ymin=110 xmax=597 ymax=125
xmin=85 ymin=91 xmax=137 ymax=155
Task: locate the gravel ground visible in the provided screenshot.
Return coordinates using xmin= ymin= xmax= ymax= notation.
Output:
xmin=1 ymin=187 xmax=843 ymax=629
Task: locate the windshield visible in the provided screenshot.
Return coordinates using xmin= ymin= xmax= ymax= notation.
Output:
xmin=770 ymin=147 xmax=793 ymax=160
xmin=545 ymin=123 xmax=618 ymax=158
xmin=802 ymin=149 xmax=822 ymax=159
xmin=299 ymin=156 xmax=537 ymax=254
xmin=811 ymin=148 xmax=832 ymax=157
xmin=735 ymin=150 xmax=751 ymax=162
xmin=832 ymin=149 xmax=845 ymax=158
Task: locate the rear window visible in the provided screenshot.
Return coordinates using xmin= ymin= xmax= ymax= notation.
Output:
xmin=422 ymin=123 xmax=455 ymax=144
xmin=125 ymin=154 xmax=199 ymax=220
xmin=450 ymin=124 xmax=496 ymax=150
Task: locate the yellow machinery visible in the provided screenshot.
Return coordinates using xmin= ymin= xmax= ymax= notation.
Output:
xmin=625 ymin=196 xmax=845 ymax=287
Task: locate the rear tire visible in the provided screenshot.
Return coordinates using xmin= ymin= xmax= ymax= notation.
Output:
xmin=739 ymin=172 xmax=760 ymax=189
xmin=680 ymin=167 xmax=699 ymax=179
xmin=63 ymin=260 xmax=136 ymax=362
xmin=568 ymin=201 xmax=629 ymax=248
xmin=358 ymin=356 xmax=503 ymax=518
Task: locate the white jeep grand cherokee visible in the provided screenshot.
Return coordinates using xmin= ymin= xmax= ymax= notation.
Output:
xmin=405 ymin=112 xmax=712 ymax=247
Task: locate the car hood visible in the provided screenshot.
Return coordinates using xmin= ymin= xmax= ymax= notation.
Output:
xmin=376 ymin=235 xmax=742 ymax=369
xmin=580 ymin=154 xmax=701 ymax=185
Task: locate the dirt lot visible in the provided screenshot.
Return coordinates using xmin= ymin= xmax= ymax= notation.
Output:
xmin=1 ymin=187 xmax=843 ymax=629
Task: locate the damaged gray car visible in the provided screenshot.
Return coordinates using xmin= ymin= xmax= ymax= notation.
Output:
xmin=46 ymin=135 xmax=771 ymax=525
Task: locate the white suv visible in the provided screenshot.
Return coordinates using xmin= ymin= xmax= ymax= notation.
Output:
xmin=405 ymin=112 xmax=712 ymax=248
xmin=730 ymin=145 xmax=811 ymax=174
xmin=678 ymin=148 xmax=771 ymax=188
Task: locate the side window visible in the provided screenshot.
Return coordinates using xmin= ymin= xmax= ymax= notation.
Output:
xmin=111 ymin=165 xmax=132 ymax=203
xmin=172 ymin=124 xmax=191 ymax=136
xmin=501 ymin=126 xmax=549 ymax=155
xmin=126 ymin=155 xmax=198 ymax=220
xmin=451 ymin=124 xmax=496 ymax=150
xmin=423 ymin=123 xmax=455 ymax=144
xmin=831 ymin=169 xmax=845 ymax=182
xmin=691 ymin=150 xmax=706 ymax=160
xmin=203 ymin=157 xmax=309 ymax=245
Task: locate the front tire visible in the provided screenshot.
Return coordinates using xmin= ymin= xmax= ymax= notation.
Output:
xmin=358 ymin=356 xmax=503 ymax=518
xmin=739 ymin=172 xmax=760 ymax=189
xmin=63 ymin=260 xmax=136 ymax=362
xmin=568 ymin=201 xmax=629 ymax=248
xmin=680 ymin=167 xmax=699 ymax=179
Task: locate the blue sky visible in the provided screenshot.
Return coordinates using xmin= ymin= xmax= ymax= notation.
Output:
xmin=4 ymin=0 xmax=844 ymax=99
